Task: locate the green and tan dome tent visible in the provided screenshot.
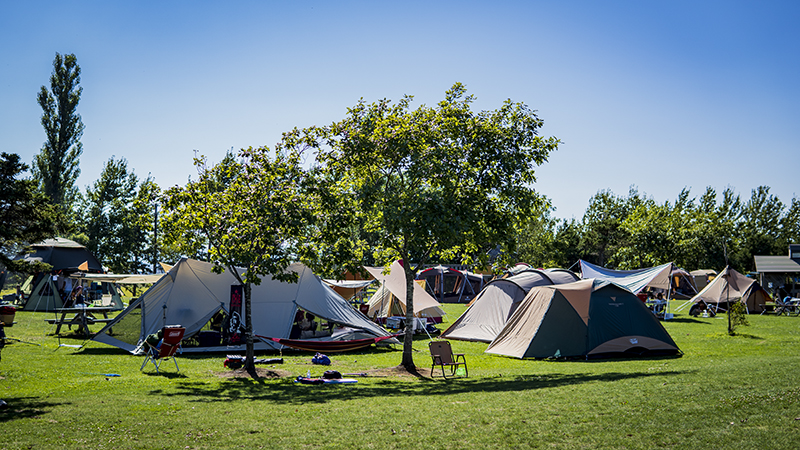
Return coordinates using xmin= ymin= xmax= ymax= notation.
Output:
xmin=485 ymin=279 xmax=680 ymax=359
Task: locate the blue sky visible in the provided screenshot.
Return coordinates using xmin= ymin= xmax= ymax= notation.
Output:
xmin=2 ymin=1 xmax=798 ymax=219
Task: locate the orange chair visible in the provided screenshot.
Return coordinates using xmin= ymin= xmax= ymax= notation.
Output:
xmin=141 ymin=326 xmax=185 ymax=374
xmin=429 ymin=340 xmax=468 ymax=379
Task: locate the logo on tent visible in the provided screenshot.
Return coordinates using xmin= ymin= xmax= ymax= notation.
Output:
xmin=629 ymin=338 xmax=639 ymax=345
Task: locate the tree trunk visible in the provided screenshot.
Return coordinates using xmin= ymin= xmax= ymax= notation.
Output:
xmin=401 ymin=263 xmax=416 ymax=370
xmin=244 ymin=282 xmax=256 ymax=374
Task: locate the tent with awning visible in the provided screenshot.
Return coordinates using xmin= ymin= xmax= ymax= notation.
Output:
xmin=93 ymin=258 xmax=394 ymax=353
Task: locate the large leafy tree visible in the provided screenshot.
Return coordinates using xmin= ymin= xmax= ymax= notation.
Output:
xmin=32 ymin=53 xmax=84 ymax=219
xmin=0 ymin=153 xmax=62 ymax=273
xmin=162 ymin=146 xmax=319 ymax=371
xmin=80 ymin=157 xmax=159 ymax=273
xmin=309 ymin=83 xmax=559 ymax=369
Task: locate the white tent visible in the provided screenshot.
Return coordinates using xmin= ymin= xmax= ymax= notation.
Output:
xmin=365 ymin=261 xmax=445 ymax=321
xmin=93 ymin=258 xmax=393 ymax=353
xmin=440 ymin=268 xmax=580 ymax=342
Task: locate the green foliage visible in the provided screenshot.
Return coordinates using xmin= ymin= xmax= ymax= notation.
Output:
xmin=0 ymin=152 xmax=62 ymax=272
xmin=162 ymin=145 xmax=320 ymax=368
xmin=32 ymin=53 xmax=84 ymax=220
xmin=728 ymin=301 xmax=750 ymax=335
xmin=79 ymin=157 xmax=159 ymax=273
xmin=307 ymin=83 xmax=559 ymax=367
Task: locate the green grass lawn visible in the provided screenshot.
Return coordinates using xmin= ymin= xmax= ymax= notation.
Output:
xmin=1 ymin=302 xmax=799 ymax=449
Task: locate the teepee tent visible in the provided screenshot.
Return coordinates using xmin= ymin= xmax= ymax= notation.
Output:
xmin=364 ymin=261 xmax=445 ymax=322
xmin=18 ymin=238 xmax=104 ymax=311
xmin=93 ymin=258 xmax=393 ymax=353
xmin=441 ymin=268 xmax=579 ymax=342
xmin=486 ymin=279 xmax=680 ymax=359
xmin=689 ymin=266 xmax=771 ymax=313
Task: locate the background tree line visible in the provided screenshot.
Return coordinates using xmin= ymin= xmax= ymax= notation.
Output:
xmin=515 ymin=185 xmax=800 ymax=274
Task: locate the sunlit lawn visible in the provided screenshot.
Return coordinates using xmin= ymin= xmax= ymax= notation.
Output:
xmin=1 ymin=301 xmax=799 ymax=449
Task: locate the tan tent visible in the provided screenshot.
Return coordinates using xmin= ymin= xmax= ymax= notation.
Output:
xmin=689 ymin=266 xmax=771 ymax=313
xmin=365 ymin=261 xmax=445 ymax=322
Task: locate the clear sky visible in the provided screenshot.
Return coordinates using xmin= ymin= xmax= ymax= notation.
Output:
xmin=2 ymin=1 xmax=798 ymax=220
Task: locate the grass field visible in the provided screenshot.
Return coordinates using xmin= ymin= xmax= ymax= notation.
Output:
xmin=1 ymin=301 xmax=799 ymax=449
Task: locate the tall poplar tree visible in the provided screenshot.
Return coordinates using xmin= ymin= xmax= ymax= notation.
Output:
xmin=33 ymin=52 xmax=84 ymax=218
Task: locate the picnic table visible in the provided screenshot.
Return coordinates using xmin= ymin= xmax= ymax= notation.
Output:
xmin=46 ymin=306 xmax=115 ymax=337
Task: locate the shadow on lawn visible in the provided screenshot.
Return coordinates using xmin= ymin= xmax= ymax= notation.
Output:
xmin=0 ymin=396 xmax=66 ymax=423
xmin=153 ymin=369 xmax=691 ymax=405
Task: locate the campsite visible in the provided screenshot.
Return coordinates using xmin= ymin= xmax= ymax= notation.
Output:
xmin=1 ymin=299 xmax=800 ymax=449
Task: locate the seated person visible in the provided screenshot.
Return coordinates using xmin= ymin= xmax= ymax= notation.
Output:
xmin=65 ymin=286 xmax=87 ymax=308
xmin=290 ymin=310 xmax=304 ymax=339
xmin=299 ymin=312 xmax=317 ymax=338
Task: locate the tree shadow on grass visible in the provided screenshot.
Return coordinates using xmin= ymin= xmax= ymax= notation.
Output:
xmin=0 ymin=396 xmax=66 ymax=423
xmin=666 ymin=318 xmax=712 ymax=324
xmin=153 ymin=369 xmax=692 ymax=405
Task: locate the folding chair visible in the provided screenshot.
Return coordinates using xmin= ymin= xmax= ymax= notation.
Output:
xmin=141 ymin=326 xmax=185 ymax=374
xmin=429 ymin=340 xmax=467 ymax=379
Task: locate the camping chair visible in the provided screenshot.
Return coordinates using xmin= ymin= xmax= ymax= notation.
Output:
xmin=429 ymin=340 xmax=467 ymax=379
xmin=141 ymin=326 xmax=185 ymax=374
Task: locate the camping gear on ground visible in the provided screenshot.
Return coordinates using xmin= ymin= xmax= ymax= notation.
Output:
xmin=683 ymin=266 xmax=772 ymax=314
xmin=311 ymin=353 xmax=331 ymax=365
xmin=0 ymin=306 xmax=15 ymax=326
xmin=141 ymin=326 xmax=185 ymax=374
xmin=257 ymin=334 xmax=398 ymax=353
xmin=485 ymin=279 xmax=681 ymax=359
xmin=429 ymin=340 xmax=468 ymax=379
xmin=775 ymin=297 xmax=800 ymax=316
xmin=364 ymin=260 xmax=445 ymax=323
xmin=93 ymin=258 xmax=396 ymax=353
xmin=323 ymin=370 xmax=342 ymax=379
xmin=441 ymin=268 xmax=579 ymax=342
xmin=294 ymin=376 xmax=358 ymax=384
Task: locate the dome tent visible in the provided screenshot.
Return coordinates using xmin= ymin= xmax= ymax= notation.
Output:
xmin=486 ymin=279 xmax=680 ymax=359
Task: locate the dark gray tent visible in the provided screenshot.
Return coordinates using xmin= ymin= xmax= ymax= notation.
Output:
xmin=440 ymin=268 xmax=579 ymax=342
xmin=17 ymin=238 xmax=103 ymax=311
xmin=485 ymin=279 xmax=680 ymax=359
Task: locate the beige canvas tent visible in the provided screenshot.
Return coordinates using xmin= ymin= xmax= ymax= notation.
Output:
xmin=365 ymin=261 xmax=445 ymax=322
xmin=688 ymin=266 xmax=771 ymax=313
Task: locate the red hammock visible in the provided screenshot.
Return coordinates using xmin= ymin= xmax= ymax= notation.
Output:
xmin=256 ymin=334 xmax=398 ymax=352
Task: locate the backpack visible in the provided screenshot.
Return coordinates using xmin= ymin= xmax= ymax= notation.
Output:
xmin=311 ymin=353 xmax=331 ymax=365
xmin=322 ymin=370 xmax=342 ymax=380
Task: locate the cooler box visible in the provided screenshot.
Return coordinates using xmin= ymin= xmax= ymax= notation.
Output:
xmin=0 ymin=305 xmax=15 ymax=326
xmin=198 ymin=330 xmax=221 ymax=346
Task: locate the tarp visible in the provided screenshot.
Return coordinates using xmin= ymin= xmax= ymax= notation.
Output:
xmin=365 ymin=261 xmax=445 ymax=320
xmin=579 ymin=260 xmax=672 ymax=294
xmin=485 ymin=279 xmax=680 ymax=359
xmin=690 ymin=266 xmax=772 ymax=313
xmin=93 ymin=258 xmax=392 ymax=353
xmin=440 ymin=268 xmax=579 ymax=342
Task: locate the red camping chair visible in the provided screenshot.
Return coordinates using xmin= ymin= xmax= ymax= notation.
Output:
xmin=141 ymin=326 xmax=185 ymax=374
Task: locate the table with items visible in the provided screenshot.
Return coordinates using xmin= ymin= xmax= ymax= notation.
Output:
xmin=47 ymin=306 xmax=115 ymax=337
